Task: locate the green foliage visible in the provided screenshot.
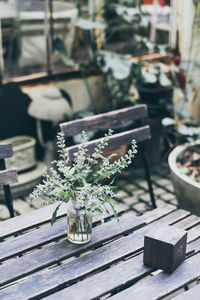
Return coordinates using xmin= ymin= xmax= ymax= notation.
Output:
xmin=30 ymin=130 xmax=137 ymax=225
xmin=162 ymin=117 xmax=200 ymax=148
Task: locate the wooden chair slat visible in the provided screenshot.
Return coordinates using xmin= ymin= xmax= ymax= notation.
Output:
xmin=60 ymin=105 xmax=148 ymax=137
xmin=0 ymin=169 xmax=18 ymax=186
xmin=0 ymin=143 xmax=13 ymax=159
xmin=67 ymin=126 xmax=150 ymax=160
xmin=109 ymin=253 xmax=200 ymax=300
xmin=0 ymin=207 xmax=195 ymax=299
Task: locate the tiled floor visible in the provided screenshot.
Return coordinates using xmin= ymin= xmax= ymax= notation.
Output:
xmin=115 ymin=162 xmax=177 ymax=214
xmin=0 ymin=163 xmax=177 ymax=221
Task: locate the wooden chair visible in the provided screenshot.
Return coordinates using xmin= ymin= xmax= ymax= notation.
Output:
xmin=0 ymin=143 xmax=18 ymax=217
xmin=60 ymin=105 xmax=156 ymax=208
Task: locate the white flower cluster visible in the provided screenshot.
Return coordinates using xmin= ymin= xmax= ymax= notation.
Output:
xmin=30 ymin=130 xmax=137 ymax=223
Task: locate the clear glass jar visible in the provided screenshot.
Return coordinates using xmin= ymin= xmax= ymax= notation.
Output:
xmin=67 ymin=203 xmax=92 ymax=244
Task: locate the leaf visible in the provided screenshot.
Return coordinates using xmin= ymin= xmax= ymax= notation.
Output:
xmin=179 ymin=166 xmax=189 ymax=175
xmin=98 ymin=50 xmax=132 ymax=80
xmin=83 ymin=213 xmax=89 ymax=232
xmin=162 ymin=117 xmax=176 ymax=127
xmin=114 ymin=5 xmax=141 ymax=24
xmin=142 ymin=69 xmax=157 ymax=83
xmin=75 ymin=18 xmax=106 ymax=30
xmin=51 ymin=203 xmax=61 ymax=226
xmin=109 ymin=185 xmax=118 ymax=190
xmin=159 ymin=72 xmax=171 ymax=87
xmin=109 ymin=199 xmax=119 ymax=222
xmin=59 ymin=191 xmax=71 ymax=203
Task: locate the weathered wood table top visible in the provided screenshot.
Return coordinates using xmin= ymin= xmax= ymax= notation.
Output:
xmin=0 ymin=202 xmax=199 ymax=300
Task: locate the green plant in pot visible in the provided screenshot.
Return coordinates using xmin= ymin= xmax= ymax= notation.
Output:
xmin=30 ymin=130 xmax=137 ymax=244
xmin=135 ymin=62 xmax=173 ymax=118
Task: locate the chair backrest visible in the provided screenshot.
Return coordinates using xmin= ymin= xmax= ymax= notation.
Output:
xmin=0 ymin=143 xmax=18 ymax=186
xmin=60 ymin=105 xmax=151 ymax=160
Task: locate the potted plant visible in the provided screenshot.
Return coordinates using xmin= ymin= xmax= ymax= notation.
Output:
xmin=168 ymin=139 xmax=200 ymax=216
xmin=135 ymin=62 xmax=173 ymax=117
xmin=30 ymin=130 xmax=137 ymax=244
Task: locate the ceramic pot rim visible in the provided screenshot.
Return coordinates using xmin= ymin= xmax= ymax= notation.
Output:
xmin=168 ymin=140 xmax=200 ymax=189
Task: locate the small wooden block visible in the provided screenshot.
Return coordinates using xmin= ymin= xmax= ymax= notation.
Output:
xmin=143 ymin=224 xmax=187 ymax=273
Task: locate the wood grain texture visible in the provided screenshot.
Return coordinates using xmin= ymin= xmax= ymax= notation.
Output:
xmin=187 ymin=224 xmax=200 ymax=243
xmin=0 ymin=207 xmax=186 ymax=299
xmin=189 ymin=238 xmax=200 ymax=253
xmin=0 ymin=211 xmax=144 ymax=287
xmin=0 ymin=143 xmax=13 ymax=159
xmin=0 ymin=207 xmax=195 ymax=300
xmin=0 ymin=204 xmax=127 ymax=262
xmin=141 ymin=206 xmax=188 ymax=225
xmin=60 ymin=105 xmax=148 ymax=137
xmin=143 ymin=225 xmax=187 ymax=273
xmin=109 ymin=253 xmax=200 ymax=300
xmin=45 ymin=253 xmax=150 ymax=300
xmin=0 ymin=202 xmax=69 ymax=239
xmin=66 ymin=126 xmax=151 ymax=160
xmin=44 ymin=238 xmax=195 ymax=300
xmin=0 ymin=169 xmax=18 ymax=185
xmin=173 ymin=215 xmax=200 ymax=230
xmin=173 ymin=284 xmax=200 ymax=300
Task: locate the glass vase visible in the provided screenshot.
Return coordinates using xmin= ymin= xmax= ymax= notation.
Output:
xmin=67 ymin=203 xmax=92 ymax=244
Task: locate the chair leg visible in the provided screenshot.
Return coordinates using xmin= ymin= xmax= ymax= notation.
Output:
xmin=139 ymin=143 xmax=157 ymax=209
xmin=3 ymin=185 xmax=15 ymax=218
xmin=0 ymin=159 xmax=15 ymax=218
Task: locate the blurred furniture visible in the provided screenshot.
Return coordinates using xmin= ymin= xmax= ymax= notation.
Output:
xmin=60 ymin=105 xmax=156 ymax=208
xmin=0 ymin=203 xmax=199 ymax=298
xmin=0 ymin=142 xmax=18 ymax=217
xmin=0 ymin=136 xmax=45 ymax=200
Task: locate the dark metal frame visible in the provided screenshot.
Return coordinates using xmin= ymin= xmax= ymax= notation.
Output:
xmin=137 ymin=119 xmax=156 ymax=209
xmin=0 ymin=159 xmax=15 ymax=218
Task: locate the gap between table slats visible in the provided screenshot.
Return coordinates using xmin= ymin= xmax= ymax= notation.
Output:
xmin=109 ymin=253 xmax=200 ymax=300
xmin=0 ymin=206 xmax=195 ymax=299
xmin=33 ymin=211 xmax=200 ymax=300
xmin=0 ymin=203 xmax=127 ymax=262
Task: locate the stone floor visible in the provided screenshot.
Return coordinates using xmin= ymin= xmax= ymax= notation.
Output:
xmin=0 ymin=162 xmax=177 ymax=221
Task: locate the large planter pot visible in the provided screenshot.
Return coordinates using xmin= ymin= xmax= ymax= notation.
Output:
xmin=168 ymin=140 xmax=200 ymax=216
xmin=0 ymin=136 xmax=36 ymax=172
xmin=135 ymin=82 xmax=173 ymax=105
xmin=0 ymin=162 xmax=45 ymax=200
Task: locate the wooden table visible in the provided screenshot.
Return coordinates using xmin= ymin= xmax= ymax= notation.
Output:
xmin=0 ymin=202 xmax=199 ymax=300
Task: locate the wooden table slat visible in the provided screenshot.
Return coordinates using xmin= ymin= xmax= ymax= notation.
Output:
xmin=187 ymin=224 xmax=200 ymax=243
xmin=173 ymin=284 xmax=200 ymax=300
xmin=139 ymin=203 xmax=176 ymax=224
xmin=44 ymin=238 xmax=198 ymax=300
xmin=0 ymin=211 xmax=145 ymax=286
xmin=0 ymin=207 xmax=190 ymax=299
xmin=173 ymin=214 xmax=200 ymax=230
xmin=0 ymin=203 xmax=127 ymax=262
xmin=0 ymin=202 xmax=69 ymax=239
xmin=45 ymin=253 xmax=151 ymax=300
xmin=109 ymin=253 xmax=200 ymax=300
xmin=188 ymin=237 xmax=200 ymax=253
